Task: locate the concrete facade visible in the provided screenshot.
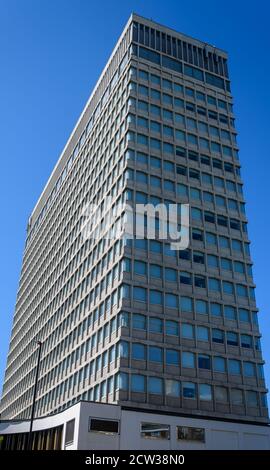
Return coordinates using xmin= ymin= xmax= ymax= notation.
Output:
xmin=1 ymin=401 xmax=269 ymax=450
xmin=0 ymin=13 xmax=268 ymax=443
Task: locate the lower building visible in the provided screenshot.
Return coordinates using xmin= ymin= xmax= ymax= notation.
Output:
xmin=0 ymin=401 xmax=269 ymax=450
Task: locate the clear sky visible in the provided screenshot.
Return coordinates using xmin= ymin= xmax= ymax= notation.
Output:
xmin=0 ymin=0 xmax=269 ymax=398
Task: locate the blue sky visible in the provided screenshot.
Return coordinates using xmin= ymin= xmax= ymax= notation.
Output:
xmin=0 ymin=0 xmax=269 ymax=397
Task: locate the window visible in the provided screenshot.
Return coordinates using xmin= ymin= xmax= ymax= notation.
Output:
xmin=210 ymin=303 xmax=222 ymax=317
xmin=133 ymin=314 xmax=146 ymax=330
xmin=209 ymin=278 xmax=220 ymax=292
xmin=199 ymin=384 xmax=212 ymax=401
xmin=166 ymin=320 xmax=179 ymax=336
xmin=150 ymin=264 xmax=162 ymax=279
xmin=180 ymin=271 xmax=192 ymax=285
xmin=221 ymin=258 xmax=232 ymax=271
xmin=150 ymin=290 xmax=162 ymax=305
xmin=149 ymin=317 xmax=163 ymax=333
xmin=162 ymin=55 xmax=182 ymax=72
xmin=131 ymin=374 xmax=145 ymax=392
xmin=182 ymin=352 xmax=195 ymax=368
xmin=206 ymin=232 xmax=217 ymax=246
xmin=165 ymin=379 xmax=181 ymax=397
xmin=243 ymin=362 xmax=255 ymax=377
xmin=134 ymin=260 xmax=147 ymax=275
xmin=139 ymin=46 xmax=160 ymax=65
xmin=183 ymin=382 xmax=196 ymax=398
xmin=89 ymin=419 xmax=119 ymax=434
xmin=227 ymin=331 xmax=238 ymax=346
xmin=231 ymin=388 xmax=244 ymax=405
xmin=177 ymin=426 xmax=205 ymax=442
xmin=180 ymin=296 xmax=193 ymax=312
xmin=193 ymin=251 xmax=204 ymax=264
xmin=212 ymin=329 xmax=224 ymax=344
xmin=208 ymin=254 xmax=218 ymax=268
xmin=134 ymin=287 xmax=146 ymax=302
xmin=204 ymin=211 xmax=215 ymax=223
xmin=224 ymin=305 xmax=236 ymax=320
xmin=239 ymin=309 xmax=250 ymax=323
xmin=228 ymin=359 xmax=241 ymax=375
xmin=192 ymin=228 xmax=203 ymax=241
xmin=65 ymin=419 xmax=75 ymax=445
xmin=196 ymin=300 xmax=207 ymax=315
xmin=215 ymin=386 xmax=228 ymax=403
xmin=141 ymin=422 xmax=170 ymax=440
xmin=241 ymin=334 xmax=252 ymax=349
xmin=148 ymin=377 xmax=163 ymax=394
xmin=149 ymin=346 xmax=162 ymax=363
xmin=246 ymin=391 xmax=258 ymax=407
xmin=166 ymin=349 xmax=179 ymax=365
xmin=182 ymin=323 xmax=194 ymax=339
xmin=195 ymin=275 xmax=206 ymax=288
xmin=132 ymin=343 xmax=146 ymax=360
xmin=198 ymin=354 xmax=211 ymax=369
xmin=213 ymin=356 xmax=225 ymax=372
xmin=197 ymin=326 xmax=209 ymax=342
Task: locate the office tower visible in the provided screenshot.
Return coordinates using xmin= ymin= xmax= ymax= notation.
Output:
xmin=0 ymin=13 xmax=268 ymax=433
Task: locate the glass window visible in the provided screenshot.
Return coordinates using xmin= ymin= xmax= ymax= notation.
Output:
xmin=134 ymin=287 xmax=147 ymax=302
xmin=175 ymin=113 xmax=185 ymax=125
xmin=241 ymin=334 xmax=252 ymax=349
xmin=243 ymin=362 xmax=255 ymax=377
xmin=197 ymin=326 xmax=209 ymax=341
xmin=180 ymin=296 xmax=193 ymax=312
xmin=150 ymin=74 xmax=161 ymax=85
xmin=219 ymin=236 xmax=230 ymax=249
xmin=209 ymin=278 xmax=221 ymax=292
xmin=212 ymin=329 xmax=224 ymax=344
xmin=131 ymin=374 xmax=145 ymax=392
xmin=141 ymin=422 xmax=170 ymax=439
xmin=231 ymin=388 xmax=244 ymax=405
xmin=246 ymin=391 xmax=258 ymax=407
xmin=239 ymin=308 xmax=250 ymax=323
xmin=132 ymin=343 xmax=146 ymax=360
xmin=207 ymin=254 xmax=219 ymax=268
xmin=182 ymin=352 xmax=195 ymax=368
xmin=166 ymin=320 xmax=179 ymax=336
xmin=210 ymin=303 xmax=222 ymax=317
xmin=226 ymin=332 xmax=238 ymax=349
xmin=148 ymin=377 xmax=163 ymax=394
xmin=215 ymin=386 xmax=228 ymax=403
xmin=196 ymin=299 xmax=207 ymax=315
xmin=183 ymin=382 xmax=196 ymax=399
xmin=139 ymin=46 xmax=161 ymax=64
xmin=150 ymin=121 xmax=161 ymax=134
xmin=206 ymin=232 xmax=217 ymax=246
xmin=133 ymin=314 xmax=146 ymax=330
xmin=181 ymin=323 xmax=194 ymax=339
xmin=198 ymin=354 xmax=211 ymax=369
xmin=166 ymin=349 xmax=179 ymax=365
xmin=165 ymin=379 xmax=181 ymax=397
xmin=224 ymin=305 xmax=236 ymax=320
xmin=149 ymin=346 xmax=163 ymax=363
xmin=199 ymin=384 xmax=212 ymax=401
xmin=177 ymin=426 xmax=205 ymax=443
xmin=228 ymin=359 xmax=241 ymax=374
xmin=149 ymin=317 xmax=163 ymax=333
xmin=150 ymin=264 xmax=162 ymax=279
xmin=213 ymin=356 xmax=226 ymax=372
xmin=221 ymin=258 xmax=232 ymax=271
xmin=165 ymin=293 xmax=178 ymax=308
xmin=134 ymin=260 xmax=147 ymax=275
xmin=150 ymin=290 xmax=162 ymax=305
